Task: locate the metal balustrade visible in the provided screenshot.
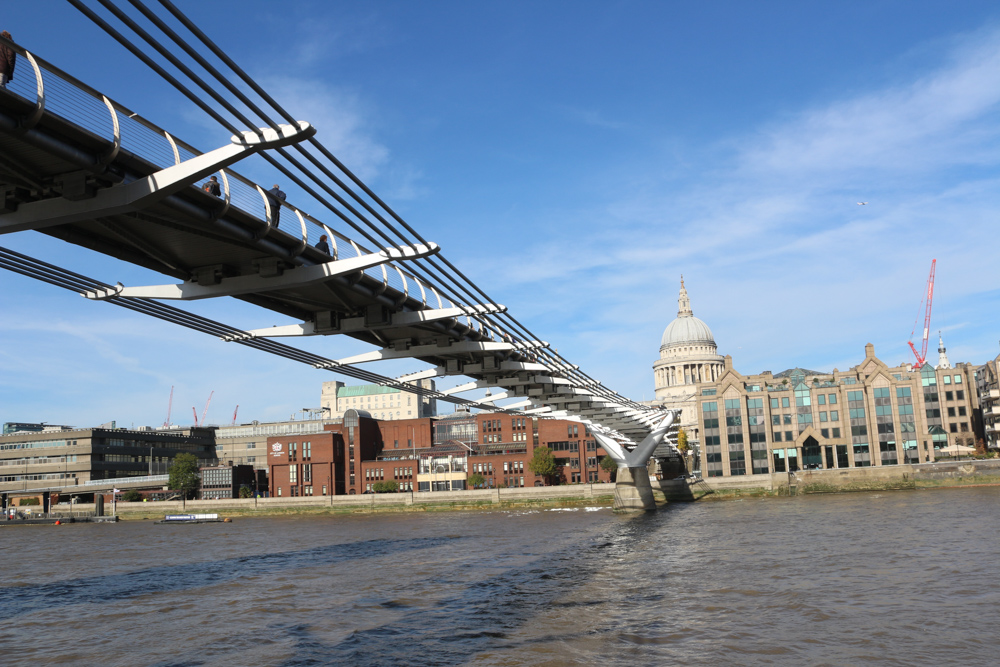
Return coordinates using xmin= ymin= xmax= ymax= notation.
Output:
xmin=0 ymin=38 xmax=486 ymax=324
xmin=82 ymin=474 xmax=169 ymax=487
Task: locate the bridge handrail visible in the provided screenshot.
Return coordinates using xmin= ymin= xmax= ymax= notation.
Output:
xmin=82 ymin=474 xmax=170 ymax=487
xmin=0 ymin=36 xmax=483 ymax=330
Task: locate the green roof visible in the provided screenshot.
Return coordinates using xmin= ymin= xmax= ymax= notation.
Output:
xmin=337 ymin=384 xmax=402 ymax=397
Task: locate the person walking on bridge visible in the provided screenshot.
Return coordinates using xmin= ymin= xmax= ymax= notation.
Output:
xmin=0 ymin=31 xmax=16 ymax=90
xmin=315 ymin=234 xmax=331 ymax=255
xmin=266 ymin=184 xmax=286 ymax=227
xmin=203 ymin=175 xmax=221 ymax=197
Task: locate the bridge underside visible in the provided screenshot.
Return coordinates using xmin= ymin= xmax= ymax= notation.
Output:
xmin=0 ymin=38 xmax=666 ymax=445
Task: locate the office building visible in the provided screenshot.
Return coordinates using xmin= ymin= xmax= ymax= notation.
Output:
xmin=321 ymin=380 xmax=437 ymax=421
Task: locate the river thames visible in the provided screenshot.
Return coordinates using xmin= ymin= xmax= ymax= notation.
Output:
xmin=1 ymin=487 xmax=997 ymax=665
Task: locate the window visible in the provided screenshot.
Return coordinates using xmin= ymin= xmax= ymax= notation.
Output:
xmin=959 ymin=407 xmax=967 ymax=416
xmin=289 ymin=465 xmax=297 ymax=484
xmin=820 ymin=412 xmax=828 ymax=422
xmin=945 ymin=391 xmax=954 ymax=401
xmin=782 ymin=397 xmax=790 ymax=408
xmin=821 ymin=428 xmax=829 ymax=438
xmin=830 ymin=410 xmax=839 ymax=421
xmin=828 ymin=394 xmax=838 ymax=404
xmin=947 ymin=407 xmax=956 ymax=417
xmin=773 ymin=431 xmax=782 ymax=442
xmin=817 ymin=394 xmax=826 ymax=405
xmin=957 ymin=390 xmax=965 ymax=400
xmin=770 ymin=398 xmax=779 ymax=409
xmin=943 ymin=375 xmax=952 ymax=385
xmin=772 ymin=415 xmax=781 ymax=425
xmin=785 ymin=431 xmax=793 ymax=442
xmin=784 ymin=414 xmax=792 ymax=425
xmin=954 ymin=375 xmax=963 ymax=384
xmin=950 ymin=423 xmax=958 ymax=433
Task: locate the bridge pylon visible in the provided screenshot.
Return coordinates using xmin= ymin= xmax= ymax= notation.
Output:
xmin=592 ymin=410 xmax=679 ymax=512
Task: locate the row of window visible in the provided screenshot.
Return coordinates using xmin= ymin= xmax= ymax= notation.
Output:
xmin=0 ymin=455 xmax=78 ymax=467
xmin=0 ymin=439 xmax=79 ymax=451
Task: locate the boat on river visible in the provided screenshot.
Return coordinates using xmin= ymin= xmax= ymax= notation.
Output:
xmin=155 ymin=513 xmax=228 ymax=524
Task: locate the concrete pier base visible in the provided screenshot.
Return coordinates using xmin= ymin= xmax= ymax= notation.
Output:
xmin=613 ymin=467 xmax=657 ymax=512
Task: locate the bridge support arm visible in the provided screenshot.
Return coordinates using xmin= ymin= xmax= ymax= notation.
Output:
xmin=83 ymin=243 xmax=439 ymax=301
xmin=0 ymin=122 xmax=316 ymax=234
xmin=234 ymin=303 xmax=504 ymax=338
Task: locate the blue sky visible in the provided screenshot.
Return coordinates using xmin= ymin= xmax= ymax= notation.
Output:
xmin=3 ymin=1 xmax=1000 ymax=427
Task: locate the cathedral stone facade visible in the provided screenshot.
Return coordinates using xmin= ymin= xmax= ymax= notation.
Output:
xmin=649 ymin=279 xmax=725 ymax=445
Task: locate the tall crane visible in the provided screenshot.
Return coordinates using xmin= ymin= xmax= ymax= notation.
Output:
xmin=231 ymin=405 xmax=239 ymax=426
xmin=192 ymin=406 xmax=199 ymax=426
xmin=201 ymin=391 xmax=214 ymax=426
xmin=163 ymin=385 xmax=173 ymax=428
xmin=908 ymin=259 xmax=936 ymax=369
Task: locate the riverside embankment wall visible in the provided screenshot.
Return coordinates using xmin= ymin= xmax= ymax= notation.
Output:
xmin=88 ymin=460 xmax=1000 ymax=517
xmin=102 ymin=482 xmax=618 ymax=517
xmin=659 ymin=459 xmax=1000 ymax=500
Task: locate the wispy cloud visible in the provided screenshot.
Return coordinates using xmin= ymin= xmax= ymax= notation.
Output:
xmin=468 ymin=25 xmax=1000 ymax=396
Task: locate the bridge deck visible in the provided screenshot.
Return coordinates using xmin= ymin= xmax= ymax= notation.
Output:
xmin=0 ymin=37 xmax=666 ymax=443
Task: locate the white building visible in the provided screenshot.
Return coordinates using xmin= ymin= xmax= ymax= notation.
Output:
xmin=648 ymin=278 xmax=726 ymax=444
xmin=321 ymin=379 xmax=437 ymax=421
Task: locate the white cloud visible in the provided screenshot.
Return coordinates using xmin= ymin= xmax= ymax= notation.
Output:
xmin=465 ymin=25 xmax=1000 ymax=397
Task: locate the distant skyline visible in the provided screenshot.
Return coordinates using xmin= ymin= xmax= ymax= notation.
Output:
xmin=3 ymin=1 xmax=1000 ymax=427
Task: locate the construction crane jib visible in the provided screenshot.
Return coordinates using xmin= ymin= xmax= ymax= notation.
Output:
xmin=908 ymin=259 xmax=936 ymax=369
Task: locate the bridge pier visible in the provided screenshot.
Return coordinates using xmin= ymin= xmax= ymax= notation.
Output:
xmin=613 ymin=466 xmax=657 ymax=512
xmin=592 ymin=410 xmax=680 ymax=513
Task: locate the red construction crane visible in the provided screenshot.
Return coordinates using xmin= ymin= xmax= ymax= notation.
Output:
xmin=231 ymin=405 xmax=239 ymax=426
xmin=192 ymin=406 xmax=199 ymax=426
xmin=908 ymin=259 xmax=936 ymax=368
xmin=201 ymin=391 xmax=214 ymax=426
xmin=163 ymin=385 xmax=173 ymax=428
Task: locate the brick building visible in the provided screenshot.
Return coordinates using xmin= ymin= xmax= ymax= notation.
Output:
xmin=268 ymin=408 xmax=616 ymax=497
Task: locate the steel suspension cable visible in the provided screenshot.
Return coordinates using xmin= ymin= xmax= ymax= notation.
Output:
xmin=71 ymin=0 xmax=649 ymax=413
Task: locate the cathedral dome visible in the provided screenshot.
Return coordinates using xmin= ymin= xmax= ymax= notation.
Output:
xmin=661 ymin=315 xmax=716 ymax=348
xmin=659 ymin=277 xmax=717 ymax=350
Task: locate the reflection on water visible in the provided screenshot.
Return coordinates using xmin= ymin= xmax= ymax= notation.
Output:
xmin=1 ymin=488 xmax=998 ymax=666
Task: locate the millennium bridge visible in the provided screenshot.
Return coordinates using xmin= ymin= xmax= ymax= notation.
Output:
xmin=0 ymin=2 xmax=678 ymax=510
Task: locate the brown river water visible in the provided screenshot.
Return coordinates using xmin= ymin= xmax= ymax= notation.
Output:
xmin=1 ymin=487 xmax=998 ymax=666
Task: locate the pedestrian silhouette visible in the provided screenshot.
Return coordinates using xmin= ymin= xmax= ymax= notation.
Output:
xmin=0 ymin=31 xmax=16 ymax=90
xmin=266 ymin=184 xmax=286 ymax=227
xmin=203 ymin=175 xmax=221 ymax=197
xmin=316 ymin=234 xmax=331 ymax=255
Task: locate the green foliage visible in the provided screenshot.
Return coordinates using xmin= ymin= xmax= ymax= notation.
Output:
xmin=600 ymin=455 xmax=618 ymax=474
xmin=18 ymin=497 xmax=40 ymax=506
xmin=239 ymin=484 xmax=253 ymax=498
xmin=468 ymin=473 xmax=486 ymax=488
xmin=372 ymin=480 xmax=399 ymax=493
xmin=168 ymin=452 xmax=201 ymax=499
xmin=676 ymin=428 xmax=689 ymax=452
xmin=529 ymin=446 xmax=557 ymax=483
xmin=121 ymin=489 xmax=143 ymax=502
